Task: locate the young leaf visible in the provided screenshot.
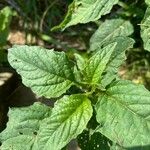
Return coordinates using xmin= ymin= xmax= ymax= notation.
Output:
xmin=36 ymin=94 xmax=93 ymax=150
xmin=141 ymin=7 xmax=150 ymax=52
xmin=0 ymin=103 xmax=52 ymax=150
xmin=84 ymin=43 xmax=117 ymax=84
xmin=74 ymin=53 xmax=86 ymax=72
xmin=95 ymin=80 xmax=150 ymax=148
xmin=100 ymin=37 xmax=134 ymax=87
xmin=90 ymin=19 xmax=134 ymax=51
xmin=53 ymin=0 xmax=119 ymax=30
xmin=89 ymin=19 xmax=134 ymax=87
xmin=74 ymin=53 xmax=88 ymax=83
xmin=8 ymin=45 xmax=75 ymax=98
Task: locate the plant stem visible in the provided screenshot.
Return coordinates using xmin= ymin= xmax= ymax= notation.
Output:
xmin=40 ymin=0 xmax=59 ymax=32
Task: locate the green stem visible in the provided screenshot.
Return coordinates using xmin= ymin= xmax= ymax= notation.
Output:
xmin=40 ymin=0 xmax=59 ymax=32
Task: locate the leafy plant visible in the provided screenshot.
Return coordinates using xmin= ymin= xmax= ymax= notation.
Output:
xmin=0 ymin=0 xmax=150 ymax=150
xmin=0 ymin=6 xmax=12 ymax=46
xmin=0 ymin=6 xmax=12 ymax=66
xmin=141 ymin=7 xmax=150 ymax=52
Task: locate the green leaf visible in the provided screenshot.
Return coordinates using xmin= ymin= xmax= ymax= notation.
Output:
xmin=89 ymin=19 xmax=134 ymax=87
xmin=110 ymin=144 xmax=126 ymax=150
xmin=95 ymin=80 xmax=150 ymax=148
xmin=74 ymin=53 xmax=88 ymax=83
xmin=141 ymin=7 xmax=150 ymax=52
xmin=0 ymin=103 xmax=52 ymax=150
xmin=145 ymin=0 xmax=150 ymax=6
xmin=53 ymin=0 xmax=119 ymax=30
xmin=90 ymin=18 xmax=134 ymax=51
xmin=36 ymin=94 xmax=93 ymax=150
xmin=0 ymin=7 xmax=12 ymax=46
xmin=100 ymin=37 xmax=134 ymax=87
xmin=8 ymin=45 xmax=75 ymax=98
xmin=74 ymin=53 xmax=86 ymax=72
xmin=84 ymin=43 xmax=117 ymax=84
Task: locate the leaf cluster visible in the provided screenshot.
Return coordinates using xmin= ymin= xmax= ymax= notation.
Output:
xmin=0 ymin=0 xmax=150 ymax=150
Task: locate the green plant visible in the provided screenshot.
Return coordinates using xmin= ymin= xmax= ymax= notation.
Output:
xmin=0 ymin=6 xmax=12 ymax=66
xmin=0 ymin=6 xmax=12 ymax=47
xmin=0 ymin=0 xmax=150 ymax=150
